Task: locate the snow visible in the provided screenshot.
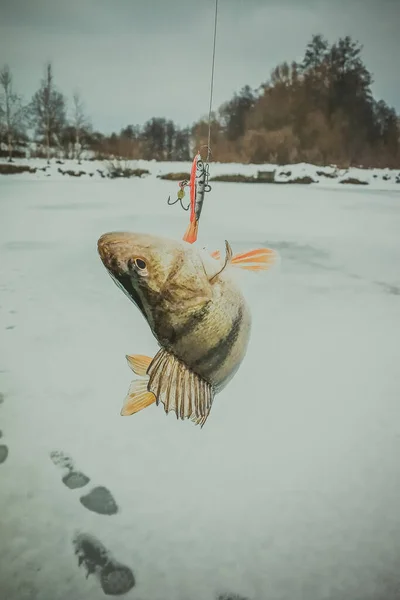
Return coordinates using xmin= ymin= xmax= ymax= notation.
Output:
xmin=1 ymin=156 xmax=400 ymax=190
xmin=0 ymin=165 xmax=400 ymax=600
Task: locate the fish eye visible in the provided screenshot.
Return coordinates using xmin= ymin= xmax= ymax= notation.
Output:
xmin=134 ymin=258 xmax=147 ymax=271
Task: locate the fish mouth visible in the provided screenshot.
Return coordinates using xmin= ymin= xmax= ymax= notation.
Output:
xmin=97 ymin=232 xmax=147 ymax=318
xmin=107 ymin=270 xmax=147 ymax=318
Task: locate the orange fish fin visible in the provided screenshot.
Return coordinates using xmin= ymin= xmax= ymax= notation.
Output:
xmin=126 ymin=354 xmax=153 ymax=376
xmin=183 ymin=220 xmax=199 ymax=244
xmin=146 ymin=349 xmax=214 ymax=427
xmin=121 ymin=379 xmax=156 ymax=416
xmin=210 ymin=250 xmax=221 ymax=260
xmin=230 ymin=247 xmax=277 ymax=271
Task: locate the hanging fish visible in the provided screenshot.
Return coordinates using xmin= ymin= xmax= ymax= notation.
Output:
xmin=97 ymin=231 xmax=277 ymax=427
xmin=182 ymin=152 xmax=211 ymax=244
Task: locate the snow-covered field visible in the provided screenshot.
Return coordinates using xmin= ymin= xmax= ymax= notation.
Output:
xmin=1 ymin=156 xmax=400 ymax=189
xmin=0 ymin=167 xmax=400 ymax=600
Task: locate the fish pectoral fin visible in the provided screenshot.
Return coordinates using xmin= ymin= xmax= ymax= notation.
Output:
xmin=230 ymin=247 xmax=278 ymax=271
xmin=211 ymin=247 xmax=277 ymax=271
xmin=121 ymin=378 xmax=156 ymax=416
xmin=147 ymin=349 xmax=214 ymax=427
xmin=183 ymin=220 xmax=199 ymax=244
xmin=126 ymin=354 xmax=153 ymax=376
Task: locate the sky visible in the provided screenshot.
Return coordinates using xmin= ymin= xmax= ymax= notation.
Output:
xmin=0 ymin=0 xmax=399 ymax=134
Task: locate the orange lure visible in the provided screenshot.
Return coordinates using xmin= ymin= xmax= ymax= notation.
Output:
xmin=182 ymin=152 xmax=208 ymax=244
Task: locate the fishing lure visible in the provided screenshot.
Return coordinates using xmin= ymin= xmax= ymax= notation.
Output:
xmin=183 ymin=152 xmax=211 ymax=244
xmin=168 ymin=151 xmax=212 ymax=244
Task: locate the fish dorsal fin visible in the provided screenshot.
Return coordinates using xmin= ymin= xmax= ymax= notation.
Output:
xmin=208 ymin=240 xmax=233 ymax=283
xmin=146 ymin=349 xmax=214 ymax=427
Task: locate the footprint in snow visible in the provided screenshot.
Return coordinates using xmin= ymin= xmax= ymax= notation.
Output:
xmin=0 ymin=393 xmax=9 ymax=465
xmin=73 ymin=532 xmax=135 ymax=596
xmin=218 ymin=595 xmax=250 ymax=600
xmin=50 ymin=450 xmax=118 ymax=515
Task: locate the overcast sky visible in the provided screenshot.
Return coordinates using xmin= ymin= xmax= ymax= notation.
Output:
xmin=0 ymin=0 xmax=399 ymax=133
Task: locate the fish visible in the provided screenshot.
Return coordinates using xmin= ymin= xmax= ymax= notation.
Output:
xmin=97 ymin=231 xmax=277 ymax=427
xmin=182 ymin=152 xmax=209 ymax=244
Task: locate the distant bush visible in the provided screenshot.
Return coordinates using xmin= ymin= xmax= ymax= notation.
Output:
xmin=108 ymin=167 xmax=149 ymax=179
xmin=58 ymin=168 xmax=87 ymax=177
xmin=158 ymin=172 xmax=190 ymax=181
xmin=317 ymin=170 xmax=337 ymax=179
xmin=0 ymin=163 xmax=36 ymax=175
xmin=211 ymin=173 xmax=316 ymax=184
xmin=288 ymin=176 xmax=316 ymax=184
xmin=210 ymin=174 xmax=261 ymax=183
xmin=340 ymin=177 xmax=368 ymax=185
xmin=106 ymin=160 xmax=149 ymax=179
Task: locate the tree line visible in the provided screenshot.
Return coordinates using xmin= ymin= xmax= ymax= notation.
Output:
xmin=1 ymin=34 xmax=399 ymax=168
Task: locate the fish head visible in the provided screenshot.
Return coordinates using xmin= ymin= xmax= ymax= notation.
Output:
xmin=97 ymin=231 xmax=213 ymax=336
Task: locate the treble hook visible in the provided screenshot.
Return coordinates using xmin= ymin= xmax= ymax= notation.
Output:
xmin=167 ymin=178 xmax=190 ymax=211
xmin=167 ymin=195 xmax=190 ymax=211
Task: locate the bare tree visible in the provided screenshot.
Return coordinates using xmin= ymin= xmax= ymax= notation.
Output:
xmin=30 ymin=62 xmax=66 ymax=163
xmin=0 ymin=102 xmax=4 ymax=147
xmin=0 ymin=65 xmax=27 ymax=162
xmin=71 ymin=92 xmax=90 ymax=163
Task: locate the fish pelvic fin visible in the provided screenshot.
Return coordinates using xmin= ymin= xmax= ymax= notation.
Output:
xmin=211 ymin=246 xmax=277 ymax=272
xmin=121 ymin=378 xmax=156 ymax=416
xmin=126 ymin=354 xmax=153 ymax=376
xmin=147 ymin=348 xmax=214 ymax=427
xmin=183 ymin=220 xmax=199 ymax=244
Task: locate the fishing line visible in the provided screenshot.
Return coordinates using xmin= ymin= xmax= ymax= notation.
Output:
xmin=206 ymin=0 xmax=219 ymax=164
xmin=166 ymin=0 xmax=219 ymax=220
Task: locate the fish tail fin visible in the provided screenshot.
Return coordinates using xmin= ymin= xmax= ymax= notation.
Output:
xmin=121 ymin=378 xmax=156 ymax=416
xmin=147 ymin=348 xmax=214 ymax=427
xmin=183 ymin=220 xmax=199 ymax=244
xmin=230 ymin=247 xmax=278 ymax=271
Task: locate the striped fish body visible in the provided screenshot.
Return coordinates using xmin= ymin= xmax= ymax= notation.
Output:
xmin=98 ymin=232 xmax=252 ymax=426
xmin=162 ymin=267 xmax=251 ymax=393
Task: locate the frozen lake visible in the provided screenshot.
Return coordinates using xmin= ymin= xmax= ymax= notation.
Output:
xmin=1 ymin=174 xmax=400 ymax=600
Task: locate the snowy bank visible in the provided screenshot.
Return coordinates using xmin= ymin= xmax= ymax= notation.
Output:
xmin=0 ymin=157 xmax=399 ymax=191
